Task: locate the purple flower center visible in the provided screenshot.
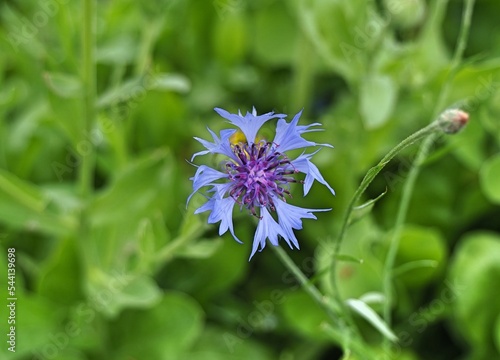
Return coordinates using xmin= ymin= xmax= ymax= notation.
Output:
xmin=225 ymin=141 xmax=299 ymax=217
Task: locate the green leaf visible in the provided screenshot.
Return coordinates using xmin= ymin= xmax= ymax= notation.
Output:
xmin=7 ymin=100 xmax=48 ymax=151
xmin=0 ymin=169 xmax=47 ymax=211
xmin=0 ymin=82 xmax=17 ymax=108
xmin=38 ymin=237 xmax=83 ymax=305
xmin=186 ymin=326 xmax=274 ymax=360
xmin=349 ymin=189 xmax=387 ymax=225
xmin=480 ymin=153 xmax=500 ymax=204
xmin=360 ymin=75 xmax=397 ymax=129
xmin=87 ymin=269 xmax=162 ymax=318
xmin=440 ymin=61 xmax=500 ymax=111
xmin=87 ymin=213 xmax=171 ymax=281
xmin=89 ymin=149 xmax=173 ymax=226
xmin=149 ymin=73 xmax=191 ymax=93
xmin=96 ymin=76 xmax=144 ymax=109
xmin=449 ymin=231 xmax=500 ymax=353
xmin=392 ymin=259 xmax=438 ymax=278
xmin=334 ymin=253 xmax=364 ymax=264
xmin=65 ymin=302 xmax=106 ymax=353
xmin=354 ymin=189 xmax=388 ymax=210
xmin=325 ymin=217 xmax=385 ymax=301
xmin=42 ymin=184 xmax=83 ymax=214
xmin=110 ymin=292 xmax=203 ymax=359
xmin=107 ymin=275 xmax=162 ymax=315
xmin=43 ymin=72 xmax=82 ymax=98
xmin=390 ymin=225 xmax=446 ymax=287
xmin=176 ymin=238 xmax=224 ymax=259
xmin=165 ymin=228 xmax=248 ymax=302
xmin=97 ymin=73 xmax=190 ymax=109
xmin=299 ymin=0 xmax=376 ymax=81
xmin=346 ymin=298 xmax=398 ymax=342
xmin=0 ymin=295 xmax=63 ymax=358
xmin=135 ymin=217 xmax=168 ymax=272
xmin=96 ymin=35 xmax=138 ymax=64
xmin=281 ymin=291 xmax=331 ymax=341
xmin=0 ymin=170 xmax=77 ymax=236
xmin=359 ymin=292 xmax=385 ymax=304
xmin=148 ymin=210 xmax=172 ymax=251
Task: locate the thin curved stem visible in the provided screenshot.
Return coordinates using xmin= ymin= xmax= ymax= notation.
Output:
xmin=382 ymin=132 xmax=438 ymax=325
xmin=330 ymin=121 xmax=442 ymax=305
xmin=271 ymin=245 xmax=375 ymax=359
xmin=381 ymin=0 xmax=476 ymax=352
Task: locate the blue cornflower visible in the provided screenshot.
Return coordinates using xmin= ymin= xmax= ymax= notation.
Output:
xmin=189 ymin=107 xmax=335 ymax=260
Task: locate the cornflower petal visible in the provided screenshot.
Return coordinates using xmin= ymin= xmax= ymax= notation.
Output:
xmin=273 ymin=110 xmax=333 ymax=152
xmin=250 ymin=206 xmax=287 ymax=260
xmin=214 ymin=107 xmax=286 ymax=144
xmin=187 ymin=165 xmax=228 ymax=204
xmin=292 ymin=152 xmax=335 ymax=196
xmin=195 ymin=185 xmax=242 ymax=244
xmin=192 ymin=128 xmax=237 ymax=161
xmin=274 ymin=199 xmax=331 ymax=249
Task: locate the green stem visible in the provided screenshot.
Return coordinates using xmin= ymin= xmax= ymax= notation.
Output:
xmin=80 ymin=0 xmax=96 ymax=199
xmin=155 ymin=223 xmax=207 ymax=264
xmin=381 ymin=0 xmax=475 ymax=354
xmin=272 ymin=246 xmax=376 ymax=359
xmin=322 ymin=323 xmax=375 ymax=360
xmin=382 ymin=132 xmax=438 ymax=325
xmin=326 ymin=120 xmax=442 ymax=356
xmin=272 ymin=245 xmax=339 ymax=317
xmin=78 ymin=0 xmax=96 ymax=272
xmin=331 ymin=120 xmax=442 ymax=288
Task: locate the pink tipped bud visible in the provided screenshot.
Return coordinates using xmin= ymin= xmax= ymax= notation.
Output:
xmin=438 ymin=109 xmax=470 ymax=134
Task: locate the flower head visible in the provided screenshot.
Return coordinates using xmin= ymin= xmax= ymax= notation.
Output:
xmin=189 ymin=107 xmax=335 ymax=260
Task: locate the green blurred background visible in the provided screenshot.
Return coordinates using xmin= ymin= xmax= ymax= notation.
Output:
xmin=0 ymin=0 xmax=499 ymax=359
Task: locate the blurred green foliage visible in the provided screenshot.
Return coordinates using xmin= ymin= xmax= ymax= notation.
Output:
xmin=0 ymin=0 xmax=499 ymax=359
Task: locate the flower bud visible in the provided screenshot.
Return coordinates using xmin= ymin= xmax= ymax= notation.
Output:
xmin=438 ymin=109 xmax=470 ymax=134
